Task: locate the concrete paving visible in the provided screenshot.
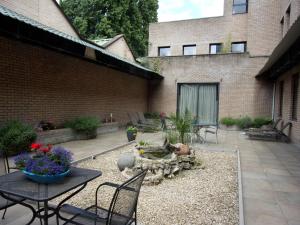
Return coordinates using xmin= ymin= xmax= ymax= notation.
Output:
xmin=2 ymin=129 xmax=300 ymax=225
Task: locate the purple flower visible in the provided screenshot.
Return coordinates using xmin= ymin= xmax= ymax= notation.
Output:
xmin=25 ymin=156 xmax=66 ymax=175
xmin=50 ymin=146 xmax=73 ymax=168
xmin=14 ymin=153 xmax=31 ymax=170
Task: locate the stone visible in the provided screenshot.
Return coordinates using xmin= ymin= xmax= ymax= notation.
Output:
xmin=117 ymin=153 xmax=135 ymax=171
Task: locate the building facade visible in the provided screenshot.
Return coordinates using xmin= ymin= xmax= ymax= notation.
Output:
xmin=148 ymin=0 xmax=300 ymax=143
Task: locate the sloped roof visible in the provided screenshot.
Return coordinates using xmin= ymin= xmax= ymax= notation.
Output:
xmin=256 ymin=16 xmax=300 ymax=80
xmin=0 ymin=5 xmax=162 ymax=80
xmin=93 ymin=34 xmax=124 ymax=48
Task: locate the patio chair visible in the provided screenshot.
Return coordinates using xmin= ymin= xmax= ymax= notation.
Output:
xmin=127 ymin=112 xmax=157 ymax=131
xmin=57 ymin=169 xmax=148 ymax=225
xmin=247 ymin=118 xmax=282 ymax=132
xmin=204 ymin=125 xmax=218 ymax=144
xmin=0 ymin=150 xmax=25 ymax=220
xmin=247 ymin=121 xmax=292 ymax=142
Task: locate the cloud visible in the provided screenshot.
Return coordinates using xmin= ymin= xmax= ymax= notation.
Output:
xmin=158 ymin=0 xmax=224 ymax=22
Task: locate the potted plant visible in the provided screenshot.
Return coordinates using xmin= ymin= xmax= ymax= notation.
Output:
xmin=66 ymin=116 xmax=100 ymax=139
xmin=14 ymin=143 xmax=73 ymax=184
xmin=126 ymin=126 xmax=137 ymax=142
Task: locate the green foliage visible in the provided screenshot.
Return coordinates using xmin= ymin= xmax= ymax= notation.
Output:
xmin=220 ymin=117 xmax=236 ymax=126
xmin=66 ymin=116 xmax=100 ymax=137
xmin=236 ymin=116 xmax=253 ymax=129
xmin=60 ymin=0 xmax=158 ymax=57
xmin=144 ymin=112 xmax=160 ymax=119
xmin=138 ymin=140 xmax=150 ymax=146
xmin=126 ymin=126 xmax=137 ymax=133
xmin=169 ymin=111 xmax=192 ymax=144
xmin=252 ymin=117 xmax=272 ymax=128
xmin=0 ymin=121 xmax=37 ymax=156
xmin=165 ymin=130 xmax=179 ymax=144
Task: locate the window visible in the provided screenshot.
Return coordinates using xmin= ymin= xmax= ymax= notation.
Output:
xmin=209 ymin=43 xmax=222 ymax=54
xmin=231 ymin=42 xmax=247 ymax=53
xmin=233 ymin=0 xmax=248 ymax=14
xmin=183 ymin=45 xmax=196 ymax=55
xmin=158 ymin=46 xmax=171 ymax=57
xmin=279 ymin=81 xmax=284 ymax=117
xmin=291 ymin=74 xmax=299 ymax=120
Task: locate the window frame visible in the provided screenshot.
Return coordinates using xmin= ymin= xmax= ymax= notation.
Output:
xmin=158 ymin=46 xmax=171 ymax=57
xmin=182 ymin=44 xmax=197 ymax=56
xmin=231 ymin=42 xmax=247 ymax=53
xmin=291 ymin=74 xmax=299 ymax=121
xmin=232 ymin=0 xmax=248 ymax=14
xmin=209 ymin=43 xmax=223 ymax=54
xmin=278 ymin=81 xmax=284 ymax=117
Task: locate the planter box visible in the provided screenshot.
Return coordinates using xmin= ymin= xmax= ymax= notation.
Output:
xmin=219 ymin=124 xmax=240 ymax=131
xmin=37 ymin=122 xmax=119 ymax=144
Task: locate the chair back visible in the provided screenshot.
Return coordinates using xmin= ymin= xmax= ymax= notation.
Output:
xmin=0 ymin=150 xmax=8 ymax=176
xmin=107 ymin=170 xmax=147 ymax=225
xmin=136 ymin=112 xmax=146 ymax=123
xmin=127 ymin=112 xmax=139 ymax=125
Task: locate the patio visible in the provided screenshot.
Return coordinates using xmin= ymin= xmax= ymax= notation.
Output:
xmin=2 ymin=129 xmax=300 ymax=225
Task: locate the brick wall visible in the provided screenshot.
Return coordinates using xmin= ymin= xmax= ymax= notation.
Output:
xmin=0 ymin=0 xmax=78 ymax=37
xmin=148 ymin=54 xmax=273 ymax=118
xmin=280 ymin=0 xmax=300 ymax=37
xmin=0 ymin=36 xmax=148 ymax=127
xmin=274 ymin=64 xmax=300 ymax=143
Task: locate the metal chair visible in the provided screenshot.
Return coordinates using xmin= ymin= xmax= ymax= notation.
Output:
xmin=0 ymin=150 xmax=25 ymax=220
xmin=57 ymin=169 xmax=148 ymax=225
xmin=204 ymin=125 xmax=218 ymax=144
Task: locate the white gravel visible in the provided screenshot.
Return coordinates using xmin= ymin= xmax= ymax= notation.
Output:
xmin=54 ymin=144 xmax=238 ymax=225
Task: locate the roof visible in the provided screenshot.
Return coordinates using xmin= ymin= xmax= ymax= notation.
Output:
xmin=0 ymin=5 xmax=163 ymax=80
xmin=256 ymin=16 xmax=300 ymax=80
xmin=92 ymin=34 xmax=124 ymax=48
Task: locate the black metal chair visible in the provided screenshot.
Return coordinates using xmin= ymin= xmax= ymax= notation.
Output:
xmin=57 ymin=169 xmax=148 ymax=225
xmin=204 ymin=125 xmax=218 ymax=144
xmin=0 ymin=150 xmax=25 ymax=220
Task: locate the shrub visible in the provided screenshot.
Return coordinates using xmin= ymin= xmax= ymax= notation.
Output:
xmin=0 ymin=120 xmax=37 ymax=156
xmin=144 ymin=112 xmax=160 ymax=119
xmin=252 ymin=117 xmax=272 ymax=128
xmin=236 ymin=116 xmax=253 ymax=129
xmin=165 ymin=130 xmax=179 ymax=144
xmin=169 ymin=111 xmax=192 ymax=144
xmin=66 ymin=116 xmax=100 ymax=138
xmin=126 ymin=126 xmax=137 ymax=133
xmin=220 ymin=117 xmax=236 ymax=126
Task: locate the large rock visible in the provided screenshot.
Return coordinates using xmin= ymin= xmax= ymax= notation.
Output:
xmin=117 ymin=153 xmax=135 ymax=171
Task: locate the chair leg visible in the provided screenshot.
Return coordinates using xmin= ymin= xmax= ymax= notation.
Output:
xmin=2 ymin=207 xmax=7 ymax=220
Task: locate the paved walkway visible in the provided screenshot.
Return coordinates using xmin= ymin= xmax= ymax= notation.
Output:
xmin=2 ymin=130 xmax=300 ymax=225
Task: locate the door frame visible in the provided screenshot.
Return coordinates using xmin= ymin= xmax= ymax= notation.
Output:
xmin=176 ymin=82 xmax=220 ymax=125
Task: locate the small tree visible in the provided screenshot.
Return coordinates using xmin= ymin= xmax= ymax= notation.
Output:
xmin=169 ymin=110 xmax=193 ymax=144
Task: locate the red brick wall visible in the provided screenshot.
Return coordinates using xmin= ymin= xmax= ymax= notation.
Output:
xmin=274 ymin=64 xmax=300 ymax=143
xmin=0 ymin=36 xmax=149 ymax=127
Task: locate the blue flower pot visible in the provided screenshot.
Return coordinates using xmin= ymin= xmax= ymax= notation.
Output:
xmin=22 ymin=169 xmax=70 ymax=184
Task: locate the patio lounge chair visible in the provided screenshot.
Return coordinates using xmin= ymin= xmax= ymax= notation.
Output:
xmin=247 ymin=121 xmax=292 ymax=142
xmin=127 ymin=112 xmax=158 ymax=131
xmin=247 ymin=118 xmax=282 ymax=132
xmin=57 ymin=169 xmax=147 ymax=225
xmin=0 ymin=151 xmax=25 ymax=220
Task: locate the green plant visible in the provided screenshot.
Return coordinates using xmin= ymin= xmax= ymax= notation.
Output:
xmin=126 ymin=126 xmax=138 ymax=133
xmin=169 ymin=110 xmax=192 ymax=144
xmin=144 ymin=112 xmax=160 ymax=119
xmin=252 ymin=117 xmax=272 ymax=128
xmin=220 ymin=117 xmax=236 ymax=126
xmin=138 ymin=140 xmax=150 ymax=146
xmin=0 ymin=120 xmax=37 ymax=156
xmin=165 ymin=130 xmax=179 ymax=144
xmin=66 ymin=116 xmax=100 ymax=138
xmin=236 ymin=116 xmax=253 ymax=129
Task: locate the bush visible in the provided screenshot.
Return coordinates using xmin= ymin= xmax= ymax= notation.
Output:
xmin=166 ymin=130 xmax=179 ymax=144
xmin=66 ymin=116 xmax=100 ymax=138
xmin=0 ymin=121 xmax=37 ymax=156
xmin=220 ymin=117 xmax=236 ymax=126
xmin=126 ymin=126 xmax=137 ymax=133
xmin=252 ymin=117 xmax=272 ymax=128
xmin=144 ymin=112 xmax=160 ymax=119
xmin=169 ymin=111 xmax=192 ymax=144
xmin=236 ymin=116 xmax=253 ymax=129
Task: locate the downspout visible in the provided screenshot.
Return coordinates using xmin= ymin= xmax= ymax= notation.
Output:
xmin=271 ymin=82 xmax=276 ymax=120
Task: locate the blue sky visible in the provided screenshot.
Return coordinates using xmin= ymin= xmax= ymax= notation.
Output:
xmin=158 ymin=0 xmax=224 ymax=22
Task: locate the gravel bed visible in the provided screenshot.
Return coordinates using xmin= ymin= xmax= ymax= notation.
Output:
xmin=54 ymin=144 xmax=239 ymax=225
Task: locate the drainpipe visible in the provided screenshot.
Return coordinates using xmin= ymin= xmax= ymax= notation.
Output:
xmin=271 ymin=82 xmax=276 ymax=121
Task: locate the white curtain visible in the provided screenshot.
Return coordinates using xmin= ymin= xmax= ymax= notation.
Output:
xmin=179 ymin=84 xmax=217 ymax=125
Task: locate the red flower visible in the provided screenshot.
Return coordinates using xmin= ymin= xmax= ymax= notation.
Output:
xmin=30 ymin=143 xmax=41 ymax=150
xmin=40 ymin=147 xmax=51 ymax=153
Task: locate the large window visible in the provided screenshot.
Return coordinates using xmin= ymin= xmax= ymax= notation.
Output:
xmin=231 ymin=42 xmax=247 ymax=53
xmin=158 ymin=46 xmax=171 ymax=57
xmin=209 ymin=43 xmax=222 ymax=54
xmin=279 ymin=81 xmax=284 ymax=117
xmin=291 ymin=74 xmax=299 ymax=120
xmin=183 ymin=45 xmax=196 ymax=55
xmin=233 ymin=0 xmax=248 ymax=14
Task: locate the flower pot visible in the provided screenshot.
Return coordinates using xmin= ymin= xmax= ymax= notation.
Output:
xmin=22 ymin=169 xmax=70 ymax=184
xmin=127 ymin=131 xmax=137 ymax=142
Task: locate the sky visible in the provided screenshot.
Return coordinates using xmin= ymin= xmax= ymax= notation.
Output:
xmin=158 ymin=0 xmax=224 ymax=22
